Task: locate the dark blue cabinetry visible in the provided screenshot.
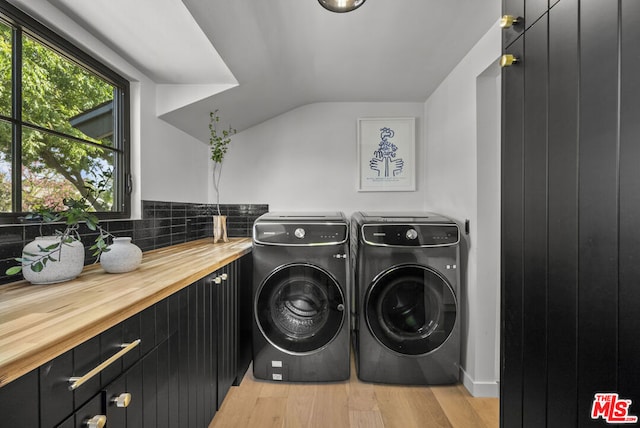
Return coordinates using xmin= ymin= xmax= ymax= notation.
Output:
xmin=0 ymin=254 xmax=251 ymax=428
xmin=501 ymin=1 xmax=640 ymax=427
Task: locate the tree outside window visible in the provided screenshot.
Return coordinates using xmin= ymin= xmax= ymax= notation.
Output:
xmin=0 ymin=8 xmax=129 ymax=217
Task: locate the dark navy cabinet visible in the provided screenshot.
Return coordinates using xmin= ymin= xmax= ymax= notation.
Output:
xmin=501 ymin=1 xmax=640 ymax=427
xmin=0 ymin=254 xmax=251 ymax=428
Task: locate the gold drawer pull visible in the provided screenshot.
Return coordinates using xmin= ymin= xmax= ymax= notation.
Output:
xmin=500 ymin=54 xmax=519 ymax=67
xmin=500 ymin=14 xmax=520 ymax=28
xmin=68 ymin=339 xmax=141 ymax=390
xmin=112 ymin=392 xmax=132 ymax=408
xmin=85 ymin=415 xmax=107 ymax=428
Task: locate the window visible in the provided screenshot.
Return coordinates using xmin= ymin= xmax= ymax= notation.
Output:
xmin=0 ymin=3 xmax=130 ymax=221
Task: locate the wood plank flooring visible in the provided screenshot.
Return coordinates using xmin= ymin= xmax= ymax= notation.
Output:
xmin=210 ymin=360 xmax=499 ymax=428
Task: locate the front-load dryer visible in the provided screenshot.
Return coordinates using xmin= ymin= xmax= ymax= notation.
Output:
xmin=351 ymin=212 xmax=460 ymax=385
xmin=252 ymin=212 xmax=350 ymax=382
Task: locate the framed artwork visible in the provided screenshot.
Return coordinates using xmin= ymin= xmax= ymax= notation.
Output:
xmin=357 ymin=117 xmax=416 ymax=192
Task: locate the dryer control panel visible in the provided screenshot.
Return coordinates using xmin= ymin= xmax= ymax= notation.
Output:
xmin=362 ymin=223 xmax=459 ymax=247
xmin=254 ymin=222 xmax=348 ymax=246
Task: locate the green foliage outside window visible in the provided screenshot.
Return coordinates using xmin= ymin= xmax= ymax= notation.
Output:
xmin=0 ymin=16 xmax=123 ymax=215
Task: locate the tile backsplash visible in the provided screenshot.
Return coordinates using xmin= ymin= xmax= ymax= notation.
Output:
xmin=0 ymin=201 xmax=268 ymax=285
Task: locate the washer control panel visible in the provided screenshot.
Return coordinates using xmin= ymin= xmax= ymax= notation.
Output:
xmin=362 ymin=224 xmax=459 ymax=247
xmin=254 ymin=223 xmax=348 ymax=246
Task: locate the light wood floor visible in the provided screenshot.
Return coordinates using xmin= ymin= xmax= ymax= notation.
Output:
xmin=210 ymin=359 xmax=499 ymax=428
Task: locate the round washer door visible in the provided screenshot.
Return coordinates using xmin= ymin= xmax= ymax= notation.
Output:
xmin=255 ymin=263 xmax=346 ymax=354
xmin=365 ymin=264 xmax=457 ymax=356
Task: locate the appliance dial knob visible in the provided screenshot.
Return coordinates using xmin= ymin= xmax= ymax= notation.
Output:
xmin=294 ymin=228 xmax=306 ymax=239
xmin=406 ymin=228 xmax=418 ymax=240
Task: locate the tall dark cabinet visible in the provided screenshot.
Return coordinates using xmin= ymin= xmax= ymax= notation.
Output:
xmin=501 ymin=0 xmax=640 ymax=427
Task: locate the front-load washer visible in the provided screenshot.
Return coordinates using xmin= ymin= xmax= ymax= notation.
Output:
xmin=252 ymin=212 xmax=350 ymax=382
xmin=351 ymin=212 xmax=461 ymax=385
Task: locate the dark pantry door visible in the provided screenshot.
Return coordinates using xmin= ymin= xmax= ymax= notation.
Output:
xmin=501 ymin=0 xmax=640 ymax=427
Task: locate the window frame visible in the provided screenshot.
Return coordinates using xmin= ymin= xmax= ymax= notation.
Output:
xmin=0 ymin=1 xmax=131 ymax=223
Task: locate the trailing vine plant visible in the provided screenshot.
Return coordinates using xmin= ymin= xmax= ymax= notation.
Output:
xmin=209 ymin=109 xmax=236 ymax=215
xmin=5 ymin=173 xmax=115 ymax=276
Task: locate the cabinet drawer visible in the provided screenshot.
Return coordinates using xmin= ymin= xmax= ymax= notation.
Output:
xmin=73 ymin=319 xmax=141 ymax=409
xmin=40 ymin=350 xmax=74 ymax=427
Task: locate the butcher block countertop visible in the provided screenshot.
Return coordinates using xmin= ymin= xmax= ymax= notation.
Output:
xmin=0 ymin=237 xmax=252 ymax=388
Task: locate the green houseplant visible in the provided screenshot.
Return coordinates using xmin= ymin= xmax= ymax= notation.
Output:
xmin=6 ymin=180 xmax=115 ymax=284
xmin=209 ymin=109 xmax=236 ymax=243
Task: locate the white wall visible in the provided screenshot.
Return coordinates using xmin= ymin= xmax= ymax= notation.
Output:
xmin=9 ymin=0 xmax=211 ymax=217
xmin=138 ymin=82 xmax=210 ymax=204
xmin=219 ymin=102 xmax=426 ymax=215
xmin=424 ymin=21 xmax=501 ymax=397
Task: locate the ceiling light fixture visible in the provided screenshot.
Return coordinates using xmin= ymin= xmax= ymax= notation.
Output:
xmin=318 ymin=0 xmax=366 ymax=13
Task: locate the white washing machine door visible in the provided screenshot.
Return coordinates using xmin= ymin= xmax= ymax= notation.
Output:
xmin=365 ymin=264 xmax=457 ymax=356
xmin=255 ymin=263 xmax=346 ymax=354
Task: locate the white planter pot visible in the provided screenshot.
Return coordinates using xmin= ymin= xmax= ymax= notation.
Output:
xmin=100 ymin=237 xmax=142 ymax=273
xmin=22 ymin=236 xmax=85 ymax=285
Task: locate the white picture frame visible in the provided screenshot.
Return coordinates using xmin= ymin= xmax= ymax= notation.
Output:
xmin=357 ymin=117 xmax=416 ymax=192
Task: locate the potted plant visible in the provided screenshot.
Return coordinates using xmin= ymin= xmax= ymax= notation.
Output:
xmin=5 ymin=177 xmax=140 ymax=283
xmin=209 ymin=109 xmax=236 ymax=243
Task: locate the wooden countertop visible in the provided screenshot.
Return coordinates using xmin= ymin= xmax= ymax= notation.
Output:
xmin=0 ymin=237 xmax=252 ymax=388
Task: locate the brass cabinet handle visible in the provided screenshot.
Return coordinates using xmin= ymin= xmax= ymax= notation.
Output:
xmin=214 ymin=276 xmax=222 ymax=284
xmin=85 ymin=415 xmax=107 ymax=428
xmin=112 ymin=392 xmax=132 ymax=408
xmin=68 ymin=339 xmax=141 ymax=390
xmin=500 ymin=14 xmax=520 ymax=28
xmin=221 ymin=273 xmax=228 ymax=281
xmin=500 ymin=54 xmax=519 ymax=67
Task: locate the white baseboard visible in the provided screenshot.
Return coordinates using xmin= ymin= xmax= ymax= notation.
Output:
xmin=461 ymin=369 xmax=499 ymax=398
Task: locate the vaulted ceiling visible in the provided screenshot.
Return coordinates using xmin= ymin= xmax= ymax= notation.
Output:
xmin=18 ymin=0 xmax=500 ymax=141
